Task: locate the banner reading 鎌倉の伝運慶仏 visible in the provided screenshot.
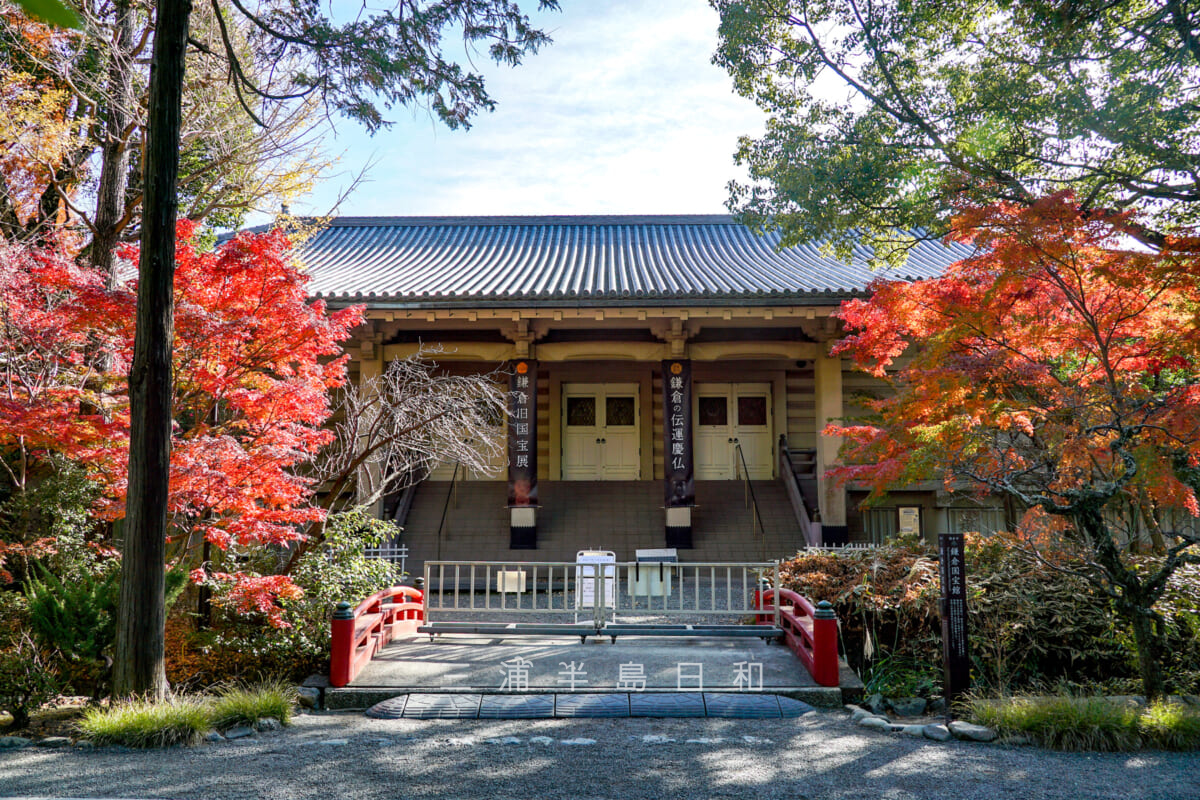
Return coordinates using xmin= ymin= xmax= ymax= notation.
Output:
xmin=662 ymin=359 xmax=694 ymax=507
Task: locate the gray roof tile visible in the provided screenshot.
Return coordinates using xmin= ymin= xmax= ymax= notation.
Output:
xmin=285 ymin=215 xmax=967 ymax=304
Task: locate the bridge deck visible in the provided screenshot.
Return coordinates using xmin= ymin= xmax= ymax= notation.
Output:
xmin=333 ymin=632 xmax=860 ymax=708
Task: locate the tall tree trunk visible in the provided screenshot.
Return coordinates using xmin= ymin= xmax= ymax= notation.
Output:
xmin=113 ymin=0 xmax=192 ymax=699
xmin=92 ymin=0 xmax=137 ymax=287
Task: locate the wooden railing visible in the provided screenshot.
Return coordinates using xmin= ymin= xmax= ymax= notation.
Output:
xmin=754 ymin=587 xmax=839 ymax=687
xmin=330 ymin=585 xmax=424 ymax=687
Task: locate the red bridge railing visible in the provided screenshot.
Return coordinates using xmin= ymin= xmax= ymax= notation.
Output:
xmin=330 ymin=585 xmax=424 ymax=688
xmin=755 ymin=588 xmax=839 ymax=687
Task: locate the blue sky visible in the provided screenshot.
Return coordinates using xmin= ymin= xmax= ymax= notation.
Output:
xmin=294 ymin=1 xmax=768 ymax=218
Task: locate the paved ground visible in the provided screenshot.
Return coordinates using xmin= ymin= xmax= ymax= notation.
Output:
xmin=2 ymin=709 xmax=1198 ymax=800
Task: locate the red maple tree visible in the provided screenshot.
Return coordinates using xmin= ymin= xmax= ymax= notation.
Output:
xmin=0 ymin=223 xmax=362 ymax=615
xmin=829 ymin=194 xmax=1200 ymax=698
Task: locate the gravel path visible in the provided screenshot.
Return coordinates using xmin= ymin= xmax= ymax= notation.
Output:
xmin=2 ymin=709 xmax=1198 ymax=800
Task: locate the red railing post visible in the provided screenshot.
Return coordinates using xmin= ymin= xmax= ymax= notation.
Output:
xmin=330 ymin=601 xmax=355 ymax=688
xmin=811 ymin=599 xmax=840 ymax=687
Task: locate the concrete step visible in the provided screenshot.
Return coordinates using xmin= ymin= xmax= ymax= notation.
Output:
xmin=398 ymin=479 xmax=808 ymax=579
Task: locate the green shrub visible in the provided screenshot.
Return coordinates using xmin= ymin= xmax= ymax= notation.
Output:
xmin=208 ymin=680 xmax=296 ymax=730
xmin=0 ymin=634 xmax=59 ymax=729
xmin=1138 ymin=700 xmax=1200 ymax=751
xmin=864 ymin=654 xmax=940 ymax=698
xmin=201 ymin=509 xmax=404 ymax=681
xmin=26 ymin=562 xmax=190 ymax=697
xmin=77 ymin=696 xmax=212 ymax=748
xmin=25 ymin=564 xmax=118 ymax=698
xmin=969 ymin=695 xmax=1142 ymax=751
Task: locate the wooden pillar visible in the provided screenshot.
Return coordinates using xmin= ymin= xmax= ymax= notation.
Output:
xmin=357 ymin=340 xmax=385 ymax=519
xmin=814 ymin=353 xmax=846 ymax=540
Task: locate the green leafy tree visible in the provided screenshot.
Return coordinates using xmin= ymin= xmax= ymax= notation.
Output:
xmin=711 ymin=0 xmax=1200 ymax=251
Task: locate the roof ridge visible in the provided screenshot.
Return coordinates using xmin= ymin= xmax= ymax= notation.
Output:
xmin=321 ymin=214 xmax=738 ymax=227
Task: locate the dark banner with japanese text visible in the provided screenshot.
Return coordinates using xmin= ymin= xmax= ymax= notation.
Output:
xmin=507 ymin=359 xmax=537 ymax=506
xmin=662 ymin=359 xmax=694 ymax=507
xmin=938 ymin=533 xmax=970 ymax=710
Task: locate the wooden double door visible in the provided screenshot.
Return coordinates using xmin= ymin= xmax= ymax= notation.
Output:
xmin=561 ymin=383 xmax=641 ymax=480
xmin=694 ymin=382 xmax=773 ymax=480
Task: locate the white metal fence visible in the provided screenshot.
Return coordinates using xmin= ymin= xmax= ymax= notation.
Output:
xmin=419 ymin=559 xmax=780 ymax=637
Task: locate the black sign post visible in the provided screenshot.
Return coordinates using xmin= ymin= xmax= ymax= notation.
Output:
xmin=507 ymin=359 xmax=537 ymax=548
xmin=938 ymin=533 xmax=970 ymax=716
xmin=662 ymin=359 xmax=694 ymax=547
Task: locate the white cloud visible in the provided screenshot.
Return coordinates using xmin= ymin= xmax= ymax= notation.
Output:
xmin=295 ymin=0 xmax=767 ymax=217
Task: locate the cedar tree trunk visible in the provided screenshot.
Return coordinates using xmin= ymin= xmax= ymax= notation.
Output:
xmin=113 ymin=0 xmax=192 ymax=699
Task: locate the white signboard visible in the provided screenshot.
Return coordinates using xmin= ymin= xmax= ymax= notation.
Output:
xmin=899 ymin=506 xmax=921 ymax=536
xmin=575 ymin=550 xmax=616 ymax=611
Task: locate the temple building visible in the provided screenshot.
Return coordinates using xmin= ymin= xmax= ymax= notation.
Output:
xmin=294 ymin=214 xmax=1006 ymax=569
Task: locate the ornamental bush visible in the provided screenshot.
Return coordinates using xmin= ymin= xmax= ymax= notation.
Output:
xmin=0 ymin=634 xmax=60 ymax=729
xmin=778 ymin=533 xmax=1200 ymax=696
xmin=178 ymin=509 xmax=405 ymax=683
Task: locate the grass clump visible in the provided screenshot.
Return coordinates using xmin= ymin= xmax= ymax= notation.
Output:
xmin=1138 ymin=700 xmax=1200 ymax=750
xmin=209 ymin=679 xmax=297 ymax=731
xmin=970 ymin=695 xmax=1142 ymax=751
xmin=970 ymin=695 xmax=1200 ymax=752
xmin=78 ymin=696 xmax=211 ymax=748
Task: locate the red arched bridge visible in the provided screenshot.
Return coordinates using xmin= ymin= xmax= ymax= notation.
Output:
xmin=330 ymin=559 xmax=839 ymax=690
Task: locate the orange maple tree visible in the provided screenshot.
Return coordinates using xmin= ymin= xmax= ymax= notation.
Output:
xmin=829 ymin=193 xmax=1200 ymax=698
xmin=0 ymin=223 xmax=362 ymax=618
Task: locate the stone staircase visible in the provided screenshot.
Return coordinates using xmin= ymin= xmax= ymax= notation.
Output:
xmin=397 ymin=479 xmax=807 ymax=579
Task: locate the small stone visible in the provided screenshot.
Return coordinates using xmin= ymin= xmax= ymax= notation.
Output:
xmin=859 ymin=716 xmax=892 ymax=731
xmin=297 ymin=687 xmax=321 ymax=709
xmin=1110 ymin=695 xmax=1147 ymax=708
xmin=848 ymin=706 xmax=875 ymax=723
xmin=865 ymin=693 xmax=887 ymax=714
xmin=318 ymin=739 xmax=348 ymax=746
xmin=560 ymin=738 xmax=596 ymax=745
xmin=926 ymin=697 xmax=947 ymax=715
xmin=255 ymin=717 xmax=282 ymax=732
xmin=1002 ymin=734 xmax=1032 ymax=746
xmin=949 ymin=720 xmax=998 ymax=742
xmin=529 ymin=736 xmax=554 ymax=745
xmin=923 ymin=724 xmax=953 ymax=742
xmin=888 ymin=697 xmax=928 ymax=717
xmin=74 ymin=740 xmax=95 ymax=749
xmin=900 ymin=725 xmax=926 ymax=737
xmin=204 ymin=732 xmax=224 ymax=743
xmin=1182 ymin=695 xmax=1200 ymax=707
xmin=224 ymin=726 xmax=256 ymax=740
xmin=642 ymin=735 xmax=675 ymax=744
xmin=36 ymin=737 xmax=71 ymax=748
xmin=0 ymin=736 xmax=32 ymax=748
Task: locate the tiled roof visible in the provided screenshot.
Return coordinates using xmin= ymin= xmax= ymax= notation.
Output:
xmin=286 ymin=215 xmax=968 ymax=305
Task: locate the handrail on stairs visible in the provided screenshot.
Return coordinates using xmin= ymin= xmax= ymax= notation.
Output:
xmin=434 ymin=461 xmax=460 ymax=562
xmin=779 ymin=435 xmax=820 ymax=546
xmin=733 ymin=442 xmax=768 ymax=561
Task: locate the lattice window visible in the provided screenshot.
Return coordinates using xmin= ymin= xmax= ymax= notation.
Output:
xmin=566 ymin=396 xmax=596 ymax=426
